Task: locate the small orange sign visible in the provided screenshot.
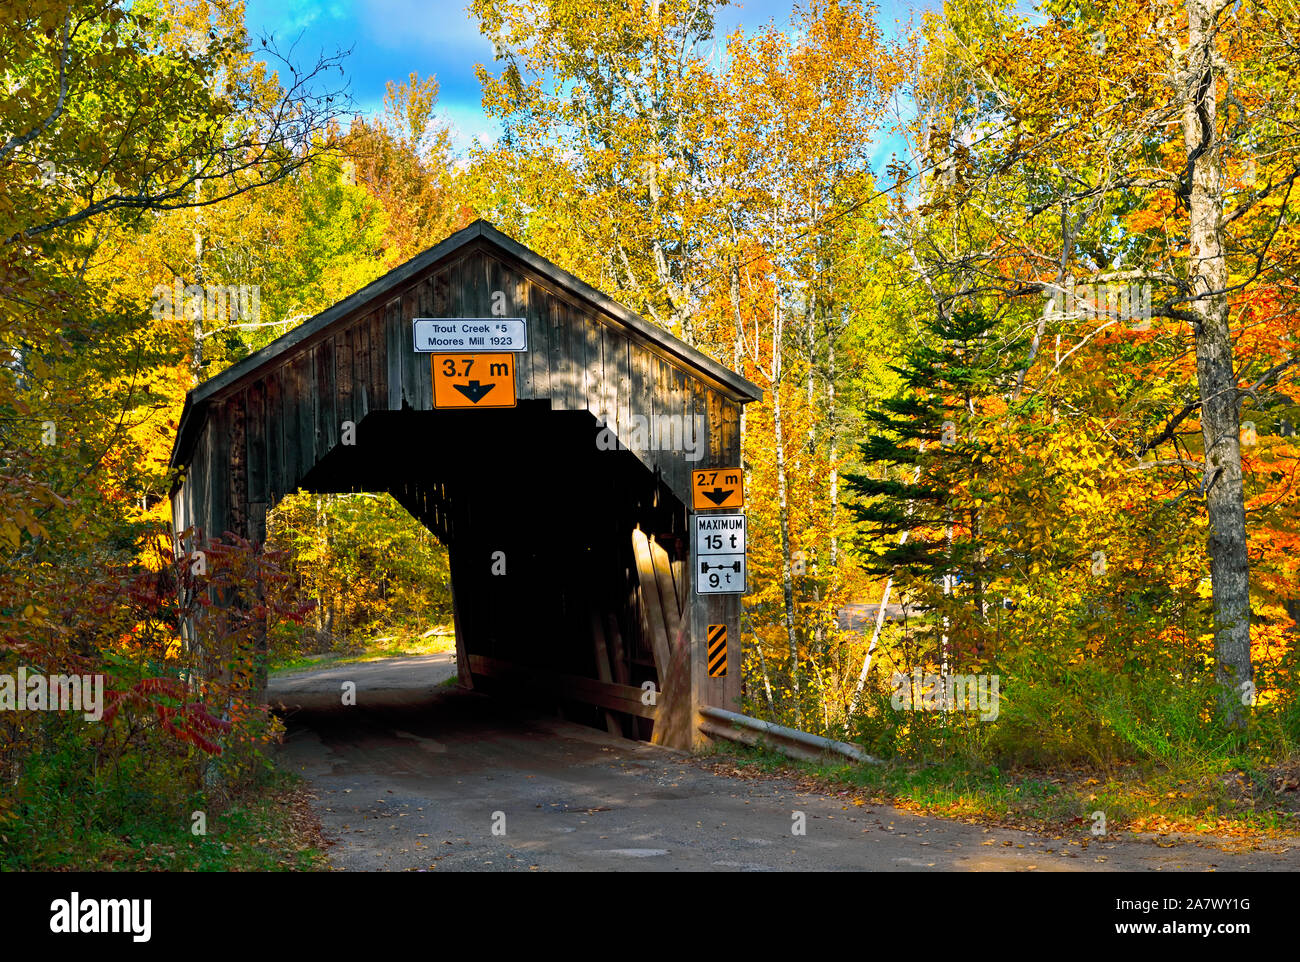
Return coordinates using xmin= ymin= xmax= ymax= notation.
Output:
xmin=431 ymin=353 xmax=516 ymax=409
xmin=692 ymin=467 xmax=743 ymax=509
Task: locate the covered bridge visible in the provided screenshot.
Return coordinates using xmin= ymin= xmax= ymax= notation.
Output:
xmin=168 ymin=220 xmax=762 ymax=750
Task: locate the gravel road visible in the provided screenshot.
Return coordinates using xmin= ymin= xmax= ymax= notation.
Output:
xmin=269 ymin=655 xmax=1300 ymax=872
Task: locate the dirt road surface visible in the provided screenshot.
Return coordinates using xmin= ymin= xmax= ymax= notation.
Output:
xmin=270 ymin=655 xmax=1299 ymax=872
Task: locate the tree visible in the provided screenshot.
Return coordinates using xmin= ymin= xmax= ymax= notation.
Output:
xmin=469 ymin=0 xmax=725 ymax=341
xmin=888 ymin=0 xmax=1300 ymax=732
xmin=343 ymin=72 xmax=464 ymax=263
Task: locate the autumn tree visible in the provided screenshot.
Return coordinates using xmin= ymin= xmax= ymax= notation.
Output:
xmin=469 ymin=0 xmax=725 ymax=341
xmin=884 ymin=0 xmax=1300 ymax=733
xmin=0 ymin=0 xmax=349 ymax=851
xmin=342 ymin=72 xmax=464 ymax=263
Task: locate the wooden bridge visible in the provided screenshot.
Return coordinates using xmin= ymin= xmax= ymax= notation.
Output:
xmin=168 ymin=220 xmax=761 ymax=750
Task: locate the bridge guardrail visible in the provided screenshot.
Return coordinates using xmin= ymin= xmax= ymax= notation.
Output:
xmin=698 ymin=705 xmax=881 ymax=765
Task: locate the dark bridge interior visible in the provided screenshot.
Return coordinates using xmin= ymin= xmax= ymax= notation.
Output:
xmin=306 ymin=401 xmax=689 ymax=739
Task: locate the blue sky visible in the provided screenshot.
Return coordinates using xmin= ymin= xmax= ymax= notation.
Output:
xmin=244 ymin=0 xmax=937 ymax=156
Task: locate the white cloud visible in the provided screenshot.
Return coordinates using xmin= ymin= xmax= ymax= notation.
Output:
xmin=355 ymin=0 xmax=492 ymax=50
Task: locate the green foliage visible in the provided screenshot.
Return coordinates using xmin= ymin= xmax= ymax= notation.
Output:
xmin=265 ymin=492 xmax=453 ymax=662
xmin=2 ymin=762 xmax=323 ymax=871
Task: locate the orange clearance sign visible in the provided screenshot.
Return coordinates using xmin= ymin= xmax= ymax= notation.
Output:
xmin=431 ymin=353 xmax=516 ymax=409
xmin=692 ymin=467 xmax=744 ymax=509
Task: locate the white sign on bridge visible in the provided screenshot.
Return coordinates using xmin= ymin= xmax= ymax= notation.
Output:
xmin=413 ymin=318 xmax=527 ymax=353
xmin=695 ymin=512 xmax=746 ymax=595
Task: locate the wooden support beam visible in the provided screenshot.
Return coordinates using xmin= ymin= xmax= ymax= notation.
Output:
xmin=631 ymin=527 xmax=673 ymax=678
xmin=467 ymin=654 xmax=657 ymax=719
xmin=589 ymin=609 xmax=623 ymax=736
xmin=649 ymin=535 xmax=681 ymax=650
xmin=605 ymin=612 xmax=630 ymax=686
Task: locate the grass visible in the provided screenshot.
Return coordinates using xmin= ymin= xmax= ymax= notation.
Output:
xmin=270 ymin=629 xmax=455 ymax=675
xmin=698 ymin=741 xmax=1300 ymax=843
xmin=1 ymin=769 xmax=329 ymax=871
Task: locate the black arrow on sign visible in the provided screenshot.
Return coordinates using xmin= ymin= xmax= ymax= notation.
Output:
xmin=453 ymin=380 xmax=496 ymax=404
xmin=701 ymin=487 xmax=733 ymax=505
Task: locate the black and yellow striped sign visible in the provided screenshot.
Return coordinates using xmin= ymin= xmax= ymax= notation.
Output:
xmin=707 ymin=624 xmax=728 ymax=677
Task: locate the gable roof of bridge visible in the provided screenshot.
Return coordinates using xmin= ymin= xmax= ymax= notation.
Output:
xmin=170 ymin=219 xmax=761 ymax=471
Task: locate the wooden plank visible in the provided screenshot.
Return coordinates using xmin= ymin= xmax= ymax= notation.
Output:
xmin=199 ymin=428 xmax=213 ymax=540
xmin=614 ymin=331 xmax=630 ymax=453
xmin=467 ymin=247 xmax=488 ymax=316
xmin=565 ymin=299 xmax=584 ymax=411
xmin=335 ymin=327 xmax=354 ymax=429
xmin=682 ymin=371 xmax=700 ymax=503
xmin=264 ymin=369 xmax=284 ymax=503
xmin=589 ymin=610 xmax=622 ymax=735
xmin=296 ymin=351 xmax=314 ymax=483
xmin=707 ymin=388 xmax=725 ymax=465
xmin=605 ymin=612 xmax=631 ymax=686
xmin=649 ymin=534 xmax=682 ymax=649
xmin=505 ymin=263 xmax=533 ymax=400
xmin=185 ymin=465 xmax=196 ymax=540
xmin=484 ymin=255 xmax=501 ymax=317
xmin=582 ymin=312 xmax=601 ymax=415
xmin=466 ymin=655 xmax=658 ymax=720
xmin=690 ymin=376 xmax=709 ymax=470
xmin=171 ymin=486 xmax=185 ymax=545
xmin=227 ymin=394 xmax=248 ymax=539
xmin=486 ymin=256 xmax=504 ymax=334
xmin=402 ymin=287 xmax=421 ymax=408
xmin=433 ymin=264 xmax=451 ymax=315
xmin=548 ymin=291 xmax=567 ymax=410
xmin=512 ymin=264 xmax=530 ymax=397
xmin=190 ymin=427 xmax=205 ymax=540
xmin=209 ymin=405 xmax=228 ymax=539
xmin=722 ymin=397 xmax=740 ymax=465
xmin=386 ymin=297 xmax=404 ymax=411
xmin=627 ymin=342 xmax=652 ymax=465
xmin=528 ymin=279 xmax=550 ymax=399
xmin=246 ymin=380 xmax=267 ymax=507
xmin=631 ymin=527 xmax=672 ymax=680
xmin=280 ymin=361 xmax=300 ymax=493
xmin=598 ymin=324 xmax=616 ymax=432
xmin=370 ymin=310 xmax=388 ymax=413
xmin=449 ymin=254 xmax=466 ymax=318
xmin=248 ymin=500 xmax=267 ymax=546
xmin=316 ymin=337 xmax=338 ymax=456
xmin=448 ymin=546 xmax=474 ymax=688
xmin=353 ymin=319 xmax=370 ymax=422
xmin=655 ymin=355 xmax=671 ymax=491
xmin=191 ymin=422 xmax=207 ymax=540
xmin=416 ymin=279 xmax=434 ymax=410
xmin=662 ymin=362 xmax=678 ymax=500
xmin=679 ymin=364 xmax=694 ymax=502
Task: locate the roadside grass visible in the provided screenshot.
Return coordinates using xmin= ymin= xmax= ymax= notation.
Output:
xmin=270 ymin=629 xmax=455 ymax=675
xmin=2 ymin=769 xmax=329 ymax=871
xmin=700 ymin=742 xmax=1300 ymax=842
xmin=348 ymin=631 xmax=456 ymax=662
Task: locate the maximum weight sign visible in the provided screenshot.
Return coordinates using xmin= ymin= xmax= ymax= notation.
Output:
xmin=695 ymin=512 xmax=746 ymax=595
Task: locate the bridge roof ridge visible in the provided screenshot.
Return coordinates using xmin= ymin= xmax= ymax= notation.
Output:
xmin=187 ymin=219 xmax=760 ymax=407
xmin=169 ymin=220 xmax=760 ymax=470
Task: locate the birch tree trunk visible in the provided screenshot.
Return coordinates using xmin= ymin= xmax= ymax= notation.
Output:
xmin=1182 ymin=0 xmax=1252 ymax=729
xmin=191 ymin=228 xmax=204 ymax=380
xmin=772 ymin=297 xmax=801 ymax=725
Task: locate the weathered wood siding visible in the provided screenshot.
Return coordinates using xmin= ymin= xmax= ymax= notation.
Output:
xmin=170 ymin=228 xmax=755 ymax=743
xmin=174 ymin=241 xmax=741 ymax=543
